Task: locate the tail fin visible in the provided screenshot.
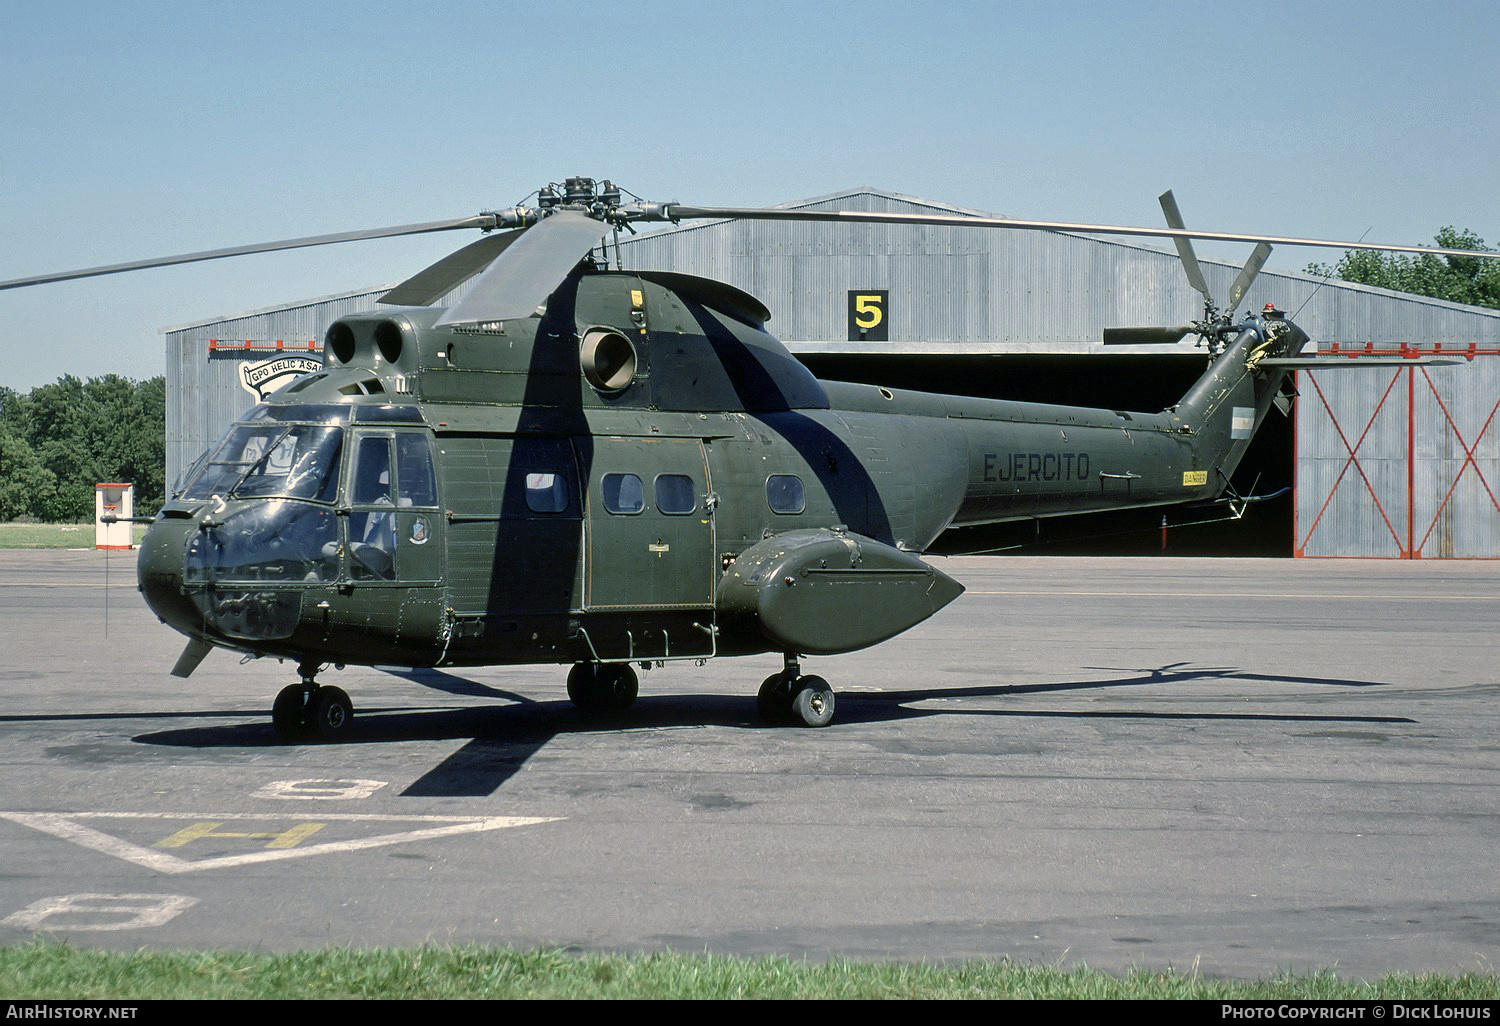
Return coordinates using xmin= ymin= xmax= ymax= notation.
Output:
xmin=1173 ymin=310 xmax=1308 ymax=494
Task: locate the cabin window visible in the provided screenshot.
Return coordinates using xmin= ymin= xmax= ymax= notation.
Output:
xmin=654 ymin=474 xmax=697 ymax=515
xmin=602 ymin=473 xmax=644 ymax=515
xmin=766 ymin=474 xmax=805 ymax=514
xmin=525 ymin=472 xmax=569 ymax=514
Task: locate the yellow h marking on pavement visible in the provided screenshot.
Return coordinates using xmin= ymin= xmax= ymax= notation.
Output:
xmin=154 ymin=821 xmax=327 ymax=850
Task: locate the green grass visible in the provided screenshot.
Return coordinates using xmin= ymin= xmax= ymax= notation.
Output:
xmin=1 ymin=943 xmax=1497 ymax=1000
xmin=0 ymin=522 xmax=147 ymax=548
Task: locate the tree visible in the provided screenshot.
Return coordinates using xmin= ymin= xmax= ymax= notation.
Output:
xmin=0 ymin=375 xmax=165 ymax=522
xmin=1306 ymin=227 xmax=1500 ymax=310
xmin=27 ymin=376 xmax=95 ymax=521
xmin=0 ymin=422 xmax=57 ymax=521
xmin=115 ymin=376 xmax=166 ymax=513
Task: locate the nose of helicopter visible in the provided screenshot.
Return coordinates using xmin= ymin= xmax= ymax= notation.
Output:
xmin=136 ymin=517 xmax=201 ymax=636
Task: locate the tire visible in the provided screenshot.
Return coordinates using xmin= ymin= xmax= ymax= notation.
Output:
xmin=271 ymin=684 xmax=308 ymax=739
xmin=567 ymin=662 xmax=608 ymax=710
xmin=568 ymin=663 xmax=639 ymax=714
xmin=602 ymin=664 xmax=639 ymax=712
xmin=307 ymin=685 xmax=354 ymax=741
xmin=566 ymin=662 xmax=598 ymax=708
xmin=789 ymin=676 xmax=835 ymax=728
xmin=757 ymin=673 xmax=791 ymax=723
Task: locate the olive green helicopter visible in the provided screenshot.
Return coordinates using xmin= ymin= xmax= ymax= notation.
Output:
xmin=4 ymin=178 xmax=1488 ymax=738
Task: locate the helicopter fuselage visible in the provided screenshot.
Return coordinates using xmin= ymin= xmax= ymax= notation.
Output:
xmin=137 ymin=268 xmax=1302 ymax=677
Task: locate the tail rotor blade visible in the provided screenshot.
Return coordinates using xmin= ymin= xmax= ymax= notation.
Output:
xmin=1226 ymin=242 xmax=1272 ymax=318
xmin=1102 ymin=326 xmax=1194 ymax=345
xmin=1158 ymin=190 xmax=1212 ymax=305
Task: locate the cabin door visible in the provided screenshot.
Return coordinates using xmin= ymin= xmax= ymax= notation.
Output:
xmin=583 ymin=437 xmax=715 ymax=610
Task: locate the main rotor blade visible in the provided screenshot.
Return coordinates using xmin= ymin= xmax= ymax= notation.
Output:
xmin=1158 ymin=191 xmax=1212 ymax=305
xmin=378 ymin=229 xmax=525 ymax=306
xmin=0 ymin=215 xmax=502 ymax=292
xmin=664 ymin=206 xmax=1500 ymax=261
xmin=1226 ymin=242 xmax=1272 ymax=317
xmin=1102 ymin=326 xmax=1195 ymax=345
xmin=434 ymin=211 xmax=608 ymax=326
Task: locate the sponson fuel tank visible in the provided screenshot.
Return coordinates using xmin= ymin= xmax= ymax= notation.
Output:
xmin=716 ymin=527 xmax=966 ymax=655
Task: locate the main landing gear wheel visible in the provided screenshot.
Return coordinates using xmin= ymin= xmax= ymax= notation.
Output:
xmin=306 ymin=685 xmax=354 ymax=741
xmin=567 ymin=662 xmax=639 ymax=715
xmin=790 ymin=675 xmax=835 ymax=728
xmin=757 ymin=669 xmax=837 ymax=727
xmin=758 ymin=673 xmax=791 ymax=722
xmin=271 ymin=684 xmax=308 ymax=738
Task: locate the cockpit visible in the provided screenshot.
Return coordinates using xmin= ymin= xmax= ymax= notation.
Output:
xmin=164 ymin=402 xmax=441 ymax=641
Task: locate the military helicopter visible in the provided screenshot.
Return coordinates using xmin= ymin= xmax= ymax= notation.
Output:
xmin=5 ymin=177 xmax=1491 ymax=737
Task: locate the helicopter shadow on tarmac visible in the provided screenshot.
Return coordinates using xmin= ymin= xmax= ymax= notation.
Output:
xmin=126 ymin=662 xmax=1413 ymax=798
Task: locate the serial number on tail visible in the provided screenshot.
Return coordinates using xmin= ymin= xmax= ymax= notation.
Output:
xmin=982 ymin=452 xmax=1092 ymax=483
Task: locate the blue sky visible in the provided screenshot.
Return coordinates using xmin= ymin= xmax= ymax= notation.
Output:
xmin=3 ymin=0 xmax=1497 ymax=389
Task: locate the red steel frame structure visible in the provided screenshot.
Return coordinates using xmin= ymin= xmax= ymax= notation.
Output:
xmin=1295 ymin=345 xmax=1500 ymax=558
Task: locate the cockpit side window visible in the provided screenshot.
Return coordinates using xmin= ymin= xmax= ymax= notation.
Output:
xmin=395 ymin=433 xmax=438 ymax=508
xmin=182 ymin=425 xmax=265 ymax=499
xmin=349 ymin=434 xmax=396 ymax=580
xmin=172 ymin=449 xmax=211 ymax=499
xmin=352 ymin=436 xmax=394 ymax=506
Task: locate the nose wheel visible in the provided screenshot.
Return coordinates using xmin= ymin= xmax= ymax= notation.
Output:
xmin=272 ymin=665 xmax=354 ymax=741
xmin=757 ymin=655 xmax=836 ymax=727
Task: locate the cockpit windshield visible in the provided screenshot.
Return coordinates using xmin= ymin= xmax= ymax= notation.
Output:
xmin=181 ymin=423 xmax=343 ymax=502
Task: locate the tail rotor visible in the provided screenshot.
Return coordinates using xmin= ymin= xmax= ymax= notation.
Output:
xmin=1102 ymin=190 xmax=1273 ymax=354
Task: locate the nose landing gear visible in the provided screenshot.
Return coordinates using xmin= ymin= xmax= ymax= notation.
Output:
xmin=272 ymin=662 xmax=354 ymax=741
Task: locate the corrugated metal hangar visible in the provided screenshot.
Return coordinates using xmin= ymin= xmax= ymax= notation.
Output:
xmin=164 ymin=188 xmax=1500 ymax=557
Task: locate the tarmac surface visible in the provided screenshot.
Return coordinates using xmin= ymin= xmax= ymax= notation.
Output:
xmin=0 ymin=548 xmax=1496 ymax=980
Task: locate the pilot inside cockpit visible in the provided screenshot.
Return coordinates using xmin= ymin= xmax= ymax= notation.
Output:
xmin=349 ymin=436 xmax=397 ymax=579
